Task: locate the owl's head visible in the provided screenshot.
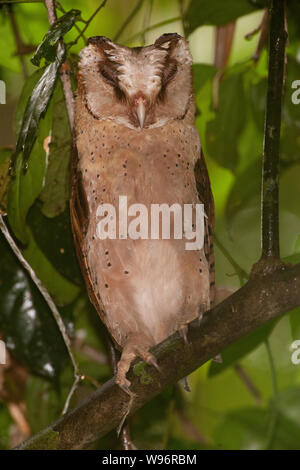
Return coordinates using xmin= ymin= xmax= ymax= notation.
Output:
xmin=78 ymin=33 xmax=193 ymax=129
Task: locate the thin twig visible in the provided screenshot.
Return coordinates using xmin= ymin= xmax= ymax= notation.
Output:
xmin=141 ymin=0 xmax=153 ymax=45
xmin=55 ymin=1 xmax=87 ymax=44
xmin=123 ymin=17 xmax=181 ymax=45
xmin=214 ymin=234 xmax=249 ymax=284
xmin=0 ymin=215 xmax=82 ymax=415
xmin=234 ymin=363 xmax=262 ymax=405
xmin=113 ymin=0 xmax=145 ymax=42
xmin=69 ymin=0 xmax=108 ymax=47
xmin=7 ymin=5 xmax=28 ymax=79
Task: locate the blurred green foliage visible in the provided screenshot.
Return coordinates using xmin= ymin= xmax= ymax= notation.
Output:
xmin=0 ymin=0 xmax=300 ymax=450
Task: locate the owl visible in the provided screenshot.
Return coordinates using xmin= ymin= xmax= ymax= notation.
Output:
xmin=70 ymin=33 xmax=215 ymax=394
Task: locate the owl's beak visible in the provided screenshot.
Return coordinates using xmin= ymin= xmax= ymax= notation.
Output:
xmin=134 ymin=97 xmax=146 ymax=128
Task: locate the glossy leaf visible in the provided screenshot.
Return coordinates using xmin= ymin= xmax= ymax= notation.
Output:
xmin=39 ymin=83 xmax=72 ymax=218
xmin=7 ymin=107 xmax=52 ymax=243
xmin=184 ymin=0 xmax=267 ymax=36
xmin=12 ymin=45 xmax=65 ymax=172
xmin=0 ymin=231 xmax=68 ymax=379
xmin=31 ymin=9 xmax=81 ymax=66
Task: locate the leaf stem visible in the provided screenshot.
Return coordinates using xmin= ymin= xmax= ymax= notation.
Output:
xmin=69 ymin=0 xmax=108 ymax=47
xmin=113 ymin=0 xmax=145 ymax=42
xmin=123 ymin=17 xmax=181 ymax=44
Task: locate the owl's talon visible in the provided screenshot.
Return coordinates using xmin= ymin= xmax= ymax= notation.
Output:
xmin=139 ymin=350 xmax=161 ymax=373
xmin=213 ymin=353 xmax=223 ymax=363
xmin=180 ymin=376 xmax=191 ymax=392
xmin=179 ymin=325 xmax=189 ymax=344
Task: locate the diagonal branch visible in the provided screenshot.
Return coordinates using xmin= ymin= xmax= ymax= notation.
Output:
xmin=16 ymin=262 xmax=300 ymax=450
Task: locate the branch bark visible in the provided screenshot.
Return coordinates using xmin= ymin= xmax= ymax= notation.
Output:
xmin=261 ymin=0 xmax=286 ymax=260
xmin=16 ymin=262 xmax=300 ymax=450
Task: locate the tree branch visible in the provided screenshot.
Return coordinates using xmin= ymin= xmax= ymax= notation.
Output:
xmin=260 ymin=0 xmax=286 ymax=260
xmin=16 ymin=262 xmax=300 ymax=450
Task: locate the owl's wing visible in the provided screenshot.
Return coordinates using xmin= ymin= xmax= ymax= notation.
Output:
xmin=194 ymin=148 xmax=215 ymax=302
xmin=69 ymin=143 xmax=107 ymax=317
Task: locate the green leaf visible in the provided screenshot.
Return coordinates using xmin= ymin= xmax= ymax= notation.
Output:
xmin=206 ymin=67 xmax=247 ymax=170
xmin=208 ymin=319 xmax=277 ymax=377
xmin=25 ymin=373 xmax=71 ymax=434
xmin=7 ymin=105 xmax=52 ymax=243
xmin=192 ymin=63 xmax=217 ymax=96
xmin=27 ymin=204 xmax=82 ymax=287
xmin=12 ymin=45 xmax=65 ymax=172
xmin=0 ymin=148 xmax=11 ymax=214
xmin=14 ymin=68 xmax=45 ymax=137
xmin=226 ymin=158 xmax=261 ymax=223
xmin=184 ymin=0 xmax=267 ymax=36
xmin=214 ymin=404 xmax=300 ymax=450
xmin=31 ymin=9 xmax=81 ymax=66
xmin=22 ymin=228 xmax=80 ymax=306
xmin=39 ymin=83 xmax=72 ymax=218
xmin=0 ymin=230 xmax=68 ymax=379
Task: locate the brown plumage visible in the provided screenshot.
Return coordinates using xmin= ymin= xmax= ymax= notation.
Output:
xmin=70 ymin=33 xmax=215 ymax=393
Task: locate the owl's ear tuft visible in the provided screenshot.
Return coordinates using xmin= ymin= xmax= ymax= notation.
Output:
xmin=154 ymin=33 xmax=182 ymax=48
xmin=87 ymin=36 xmax=116 ymax=50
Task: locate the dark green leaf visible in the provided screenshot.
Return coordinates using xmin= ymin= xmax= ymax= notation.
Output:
xmin=206 ymin=68 xmax=247 ymax=170
xmin=208 ymin=319 xmax=277 ymax=377
xmin=184 ymin=0 xmax=267 ymax=36
xmin=7 ymin=100 xmax=53 ymax=243
xmin=31 ymin=10 xmax=81 ymax=66
xmin=226 ymin=158 xmax=261 ymax=222
xmin=214 ymin=405 xmax=300 ymax=450
xmin=12 ymin=44 xmax=65 ymax=172
xmin=27 ymin=204 xmax=82 ymax=286
xmin=39 ymin=83 xmax=72 ymax=218
xmin=22 ymin=228 xmax=80 ymax=306
xmin=192 ymin=63 xmax=217 ymax=96
xmin=0 ymin=230 xmax=68 ymax=379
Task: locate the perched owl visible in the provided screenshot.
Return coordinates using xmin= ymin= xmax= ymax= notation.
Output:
xmin=70 ymin=33 xmax=215 ymax=394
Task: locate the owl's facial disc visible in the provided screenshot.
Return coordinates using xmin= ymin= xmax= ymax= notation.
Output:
xmin=80 ymin=34 xmax=193 ymax=129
